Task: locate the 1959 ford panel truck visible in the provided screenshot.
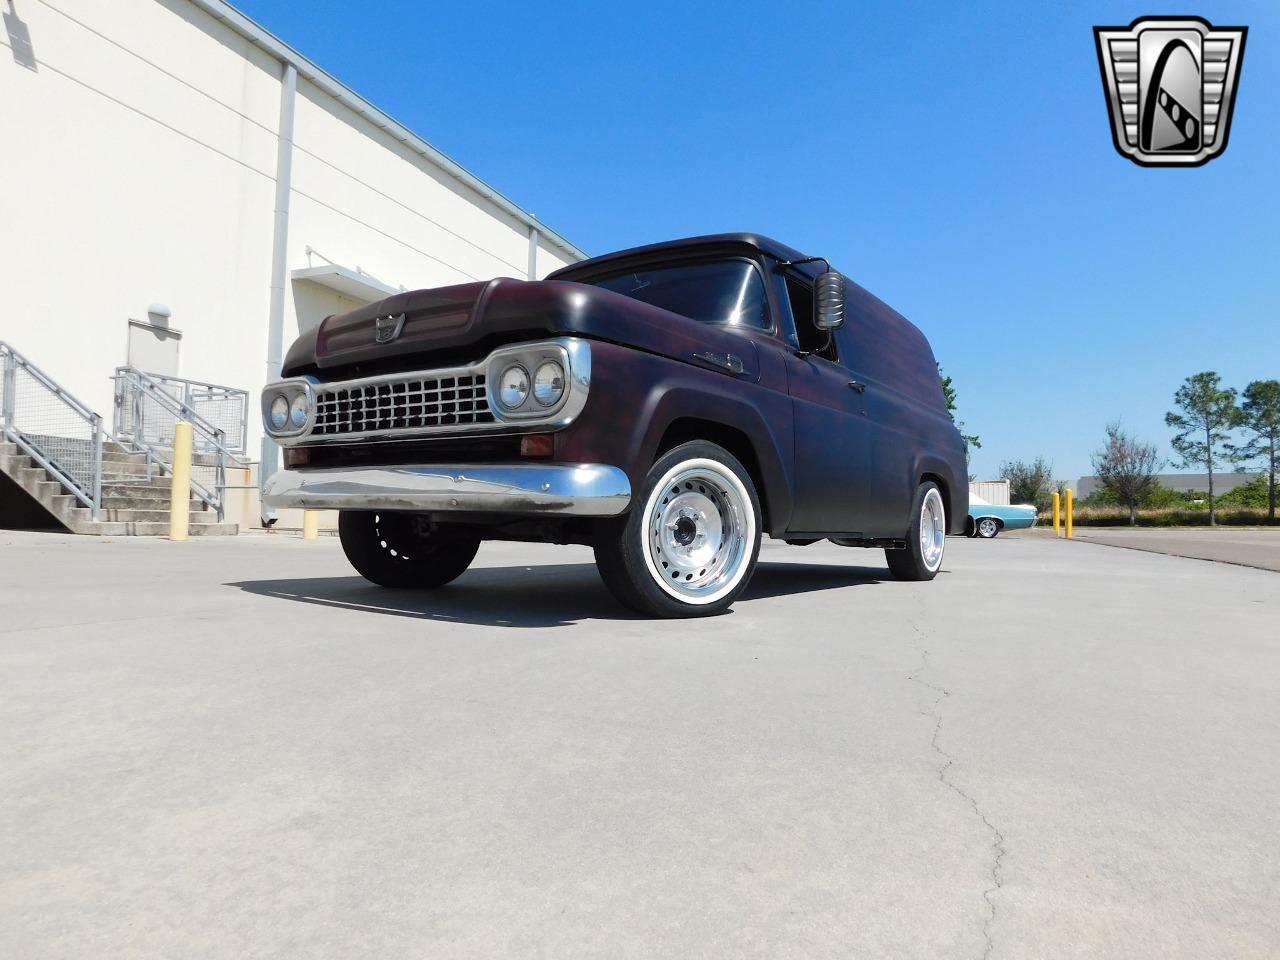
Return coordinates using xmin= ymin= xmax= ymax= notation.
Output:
xmin=261 ymin=234 xmax=967 ymax=617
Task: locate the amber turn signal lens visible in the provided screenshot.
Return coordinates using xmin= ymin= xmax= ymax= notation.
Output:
xmin=520 ymin=434 xmax=553 ymax=458
xmin=283 ymin=447 xmax=310 ymax=467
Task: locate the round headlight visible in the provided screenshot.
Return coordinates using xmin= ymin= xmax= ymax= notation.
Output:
xmin=498 ymin=364 xmax=530 ymax=410
xmin=533 ymin=360 xmax=565 ymax=407
xmin=269 ymin=395 xmax=289 ymax=430
xmin=289 ymin=393 xmax=308 ymax=428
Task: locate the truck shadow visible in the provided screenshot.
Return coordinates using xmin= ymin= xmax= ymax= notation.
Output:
xmin=226 ymin=560 xmax=884 ymax=629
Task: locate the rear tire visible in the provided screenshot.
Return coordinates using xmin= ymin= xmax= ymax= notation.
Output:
xmin=595 ymin=441 xmax=761 ymax=618
xmin=338 ymin=511 xmax=479 ymax=588
xmin=886 ymin=482 xmax=947 ymax=581
xmin=976 ymin=517 xmax=1001 ymax=539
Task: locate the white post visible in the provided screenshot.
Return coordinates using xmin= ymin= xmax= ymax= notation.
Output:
xmin=527 ymin=226 xmax=539 ymax=280
xmin=259 ymin=61 xmax=298 ymax=508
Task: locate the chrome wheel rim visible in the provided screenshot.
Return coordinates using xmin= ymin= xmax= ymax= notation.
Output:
xmin=641 ymin=458 xmax=755 ymax=604
xmin=920 ymin=489 xmax=946 ymax=571
xmin=978 ymin=518 xmax=998 ymax=538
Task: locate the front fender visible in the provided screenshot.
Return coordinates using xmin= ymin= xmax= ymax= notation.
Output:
xmin=554 ymin=341 xmax=794 ymax=533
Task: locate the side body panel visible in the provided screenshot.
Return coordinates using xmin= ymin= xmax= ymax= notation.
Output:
xmin=836 ymin=283 xmax=968 ymax=535
xmin=780 ymin=354 xmax=871 ymax=534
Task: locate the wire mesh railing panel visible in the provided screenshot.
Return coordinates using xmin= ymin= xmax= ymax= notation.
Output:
xmin=190 ymin=455 xmax=224 ymax=513
xmin=114 ymin=369 xmax=248 ymax=455
xmin=2 ymin=346 xmax=101 ymax=512
xmin=126 ymin=383 xmax=179 ymax=451
xmin=10 ymin=368 xmax=95 ymax=498
xmin=127 ymin=385 xmax=219 ymax=506
xmin=188 ymin=389 xmax=247 ymax=454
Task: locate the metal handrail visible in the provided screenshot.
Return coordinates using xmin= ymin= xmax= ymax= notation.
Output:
xmin=1 ymin=341 xmax=105 ymax=518
xmin=113 ymin=366 xmax=249 ymax=455
xmin=111 ymin=367 xmax=251 ymax=521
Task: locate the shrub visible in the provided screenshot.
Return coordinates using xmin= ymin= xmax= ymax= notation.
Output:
xmin=1066 ymin=505 xmax=1274 ymax=526
xmin=1216 ymin=475 xmax=1271 ymax=508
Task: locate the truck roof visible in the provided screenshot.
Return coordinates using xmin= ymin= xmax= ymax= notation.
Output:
xmin=547 ymin=233 xmax=816 ymax=281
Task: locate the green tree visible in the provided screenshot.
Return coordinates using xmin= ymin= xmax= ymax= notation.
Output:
xmin=999 ymin=457 xmax=1054 ymax=510
xmin=1091 ymin=422 xmax=1163 ymax=525
xmin=938 ymin=365 xmax=981 ymax=459
xmin=1228 ymin=379 xmax=1280 ymax=522
xmin=1165 ymin=371 xmax=1241 ymax=526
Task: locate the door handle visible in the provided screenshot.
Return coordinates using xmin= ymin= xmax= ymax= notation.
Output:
xmin=694 ymin=351 xmax=745 ymax=375
xmin=847 ymin=380 xmax=867 ymax=393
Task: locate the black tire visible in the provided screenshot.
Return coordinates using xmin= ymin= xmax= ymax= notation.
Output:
xmin=594 ymin=440 xmax=762 ymax=618
xmin=338 ymin=511 xmax=480 ymax=589
xmin=975 ymin=517 xmax=1001 ymax=539
xmin=885 ymin=481 xmax=947 ymax=581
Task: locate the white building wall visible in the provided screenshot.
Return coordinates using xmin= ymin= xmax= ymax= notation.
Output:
xmin=0 ymin=0 xmax=281 ymax=422
xmin=0 ymin=0 xmax=581 ymax=482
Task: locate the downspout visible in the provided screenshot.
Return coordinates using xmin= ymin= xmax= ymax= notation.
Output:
xmin=527 ymin=226 xmax=539 ymax=280
xmin=259 ymin=61 xmax=297 ymax=508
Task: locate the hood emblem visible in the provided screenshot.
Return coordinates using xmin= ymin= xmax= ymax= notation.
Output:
xmin=374 ymin=313 xmax=406 ymax=344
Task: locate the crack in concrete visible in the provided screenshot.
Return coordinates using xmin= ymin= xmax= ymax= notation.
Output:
xmin=907 ymin=619 xmax=1006 ymax=960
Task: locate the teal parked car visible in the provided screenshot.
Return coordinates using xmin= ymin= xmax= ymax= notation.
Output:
xmin=966 ymin=493 xmax=1037 ymax=538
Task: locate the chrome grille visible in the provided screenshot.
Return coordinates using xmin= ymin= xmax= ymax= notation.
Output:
xmin=313 ymin=373 xmax=494 ymax=437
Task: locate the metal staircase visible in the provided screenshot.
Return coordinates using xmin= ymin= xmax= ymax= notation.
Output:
xmin=0 ymin=342 xmax=239 ymax=536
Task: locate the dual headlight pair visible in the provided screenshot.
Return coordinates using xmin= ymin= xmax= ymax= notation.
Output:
xmin=268 ymin=392 xmax=308 ymax=431
xmin=495 ymin=359 xmax=565 ymax=413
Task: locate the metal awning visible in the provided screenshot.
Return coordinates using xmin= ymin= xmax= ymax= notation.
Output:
xmin=291 ymin=264 xmax=400 ymax=303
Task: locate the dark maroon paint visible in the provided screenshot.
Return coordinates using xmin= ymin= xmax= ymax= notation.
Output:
xmin=282 ymin=234 xmax=968 ymax=539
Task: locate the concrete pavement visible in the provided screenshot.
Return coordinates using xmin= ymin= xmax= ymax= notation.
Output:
xmin=1072 ymin=526 xmax=1280 ymax=572
xmin=1 ymin=530 xmax=1277 ymax=959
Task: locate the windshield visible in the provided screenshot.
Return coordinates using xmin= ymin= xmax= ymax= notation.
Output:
xmin=584 ymin=259 xmax=768 ymax=330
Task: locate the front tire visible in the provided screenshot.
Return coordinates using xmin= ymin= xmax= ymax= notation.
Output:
xmin=338 ymin=511 xmax=480 ymax=588
xmin=885 ymin=482 xmax=947 ymax=581
xmin=595 ymin=441 xmax=762 ymax=618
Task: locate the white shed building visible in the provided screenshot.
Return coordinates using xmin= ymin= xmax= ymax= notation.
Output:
xmin=0 ymin=0 xmax=583 ymax=531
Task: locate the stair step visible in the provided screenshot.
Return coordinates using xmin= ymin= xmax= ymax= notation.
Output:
xmin=100 ymin=460 xmax=154 ymax=479
xmin=63 ymin=519 xmax=239 ymax=537
xmin=101 ymin=495 xmax=206 ymax=511
xmin=1 ymin=453 xmax=39 ymax=475
xmin=100 ymin=509 xmax=223 ymax=523
xmin=188 ymin=522 xmax=239 ymax=537
xmin=101 ymin=450 xmax=149 ymax=464
xmin=64 ymin=519 xmax=129 ymax=536
xmin=3 ymin=438 xmax=237 ymax=537
xmin=102 ymin=481 xmax=177 ymax=497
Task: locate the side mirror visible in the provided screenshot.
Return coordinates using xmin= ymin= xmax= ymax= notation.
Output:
xmin=814 ymin=271 xmax=846 ymax=330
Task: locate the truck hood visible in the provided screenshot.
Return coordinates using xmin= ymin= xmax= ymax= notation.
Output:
xmin=283 ymin=278 xmax=760 ymax=382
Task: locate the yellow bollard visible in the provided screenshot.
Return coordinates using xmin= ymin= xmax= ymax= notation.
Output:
xmin=302 ymin=510 xmax=319 ymax=540
xmin=1064 ymin=487 xmax=1074 ymax=540
xmin=1051 ymin=492 xmax=1061 ymax=535
xmin=168 ymin=421 xmax=193 ymax=541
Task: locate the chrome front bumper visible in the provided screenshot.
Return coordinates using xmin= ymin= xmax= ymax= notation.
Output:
xmin=261 ymin=464 xmax=631 ymax=516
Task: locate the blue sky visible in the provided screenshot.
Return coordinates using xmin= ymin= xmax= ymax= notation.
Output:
xmin=237 ymin=0 xmax=1279 ymax=484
